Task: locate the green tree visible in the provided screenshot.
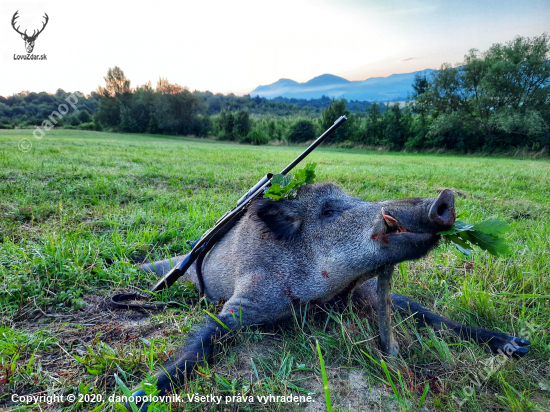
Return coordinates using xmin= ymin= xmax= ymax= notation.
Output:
xmin=243 ymin=128 xmax=269 ymax=145
xmin=97 ymin=67 xmax=131 ymax=97
xmin=288 ymin=119 xmax=316 ymax=143
xmin=318 ymin=99 xmax=350 ymax=142
xmin=363 ymin=103 xmax=383 ymax=145
xmin=233 ymin=110 xmax=250 ymax=139
xmin=219 ymin=110 xmax=235 ymax=139
xmin=415 ymin=33 xmax=550 ymax=151
xmin=78 ymin=110 xmax=92 ymax=123
xmin=383 ymin=103 xmax=409 ymax=150
xmin=96 ymin=67 xmax=132 ymax=128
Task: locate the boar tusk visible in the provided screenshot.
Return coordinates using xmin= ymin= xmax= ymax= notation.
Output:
xmin=381 ymin=208 xmax=399 ymax=228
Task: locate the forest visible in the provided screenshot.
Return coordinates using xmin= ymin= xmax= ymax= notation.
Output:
xmin=1 ymin=33 xmax=548 ymax=154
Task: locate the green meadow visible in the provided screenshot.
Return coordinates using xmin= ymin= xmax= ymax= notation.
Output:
xmin=0 ymin=129 xmax=549 ymax=411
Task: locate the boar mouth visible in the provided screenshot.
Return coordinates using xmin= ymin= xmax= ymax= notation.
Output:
xmin=371 ymin=208 xmax=437 ymax=243
xmin=381 ymin=208 xmax=408 ymax=234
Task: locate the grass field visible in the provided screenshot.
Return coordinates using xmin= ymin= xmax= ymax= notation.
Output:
xmin=1 ymin=129 xmax=549 ymax=412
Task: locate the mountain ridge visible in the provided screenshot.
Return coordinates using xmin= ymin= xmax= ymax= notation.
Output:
xmin=251 ymin=69 xmax=435 ymax=101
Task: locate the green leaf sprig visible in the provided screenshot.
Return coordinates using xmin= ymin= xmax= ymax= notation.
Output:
xmin=438 ymin=219 xmax=511 ymax=256
xmin=264 ymin=163 xmax=316 ymax=200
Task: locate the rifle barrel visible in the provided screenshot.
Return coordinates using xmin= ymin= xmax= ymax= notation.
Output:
xmin=236 ymin=116 xmax=347 ymax=205
xmin=236 ymin=174 xmax=272 ymax=206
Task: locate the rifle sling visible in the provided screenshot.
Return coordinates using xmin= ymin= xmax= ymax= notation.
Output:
xmin=195 ymin=205 xmax=249 ymax=296
xmin=110 ymin=207 xmax=247 ymax=311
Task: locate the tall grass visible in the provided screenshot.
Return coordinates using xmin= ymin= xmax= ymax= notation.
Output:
xmin=0 ymin=129 xmax=549 ymax=411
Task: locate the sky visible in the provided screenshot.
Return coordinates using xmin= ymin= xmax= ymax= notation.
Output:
xmin=0 ymin=0 xmax=549 ymax=97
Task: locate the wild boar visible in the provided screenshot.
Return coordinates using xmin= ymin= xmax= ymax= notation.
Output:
xmin=130 ymin=182 xmax=529 ymax=410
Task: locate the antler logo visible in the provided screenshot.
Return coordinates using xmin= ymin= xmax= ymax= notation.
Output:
xmin=11 ymin=11 xmax=49 ymax=54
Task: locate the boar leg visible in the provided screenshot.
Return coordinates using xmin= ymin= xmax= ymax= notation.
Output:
xmin=376 ymin=265 xmax=400 ymax=357
xmin=354 ymin=278 xmax=530 ymax=358
xmin=127 ymin=317 xmax=231 ymax=411
xmin=126 ymin=294 xmax=291 ymax=411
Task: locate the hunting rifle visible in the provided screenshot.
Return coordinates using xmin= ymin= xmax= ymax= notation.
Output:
xmin=111 ymin=115 xmax=347 ymax=310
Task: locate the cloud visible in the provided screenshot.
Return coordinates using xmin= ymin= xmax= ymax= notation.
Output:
xmin=401 ymin=57 xmax=417 ymax=62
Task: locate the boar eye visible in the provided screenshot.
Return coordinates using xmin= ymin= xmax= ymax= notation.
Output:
xmin=323 ymin=209 xmax=335 ymax=217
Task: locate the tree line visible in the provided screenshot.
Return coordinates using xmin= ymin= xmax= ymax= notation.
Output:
xmin=1 ymin=33 xmax=548 ymax=154
xmin=320 ymin=33 xmax=549 ymax=153
xmin=0 ymin=90 xmax=99 ymax=130
xmin=405 ymin=33 xmax=550 ymax=152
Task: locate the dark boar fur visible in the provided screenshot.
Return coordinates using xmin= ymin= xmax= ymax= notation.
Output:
xmin=131 ymin=182 xmax=530 ymax=410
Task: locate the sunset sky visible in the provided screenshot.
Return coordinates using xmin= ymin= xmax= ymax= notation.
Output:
xmin=1 ymin=0 xmax=549 ymax=97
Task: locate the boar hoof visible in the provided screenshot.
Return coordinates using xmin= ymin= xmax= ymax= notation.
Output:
xmin=490 ymin=335 xmax=531 ymax=358
xmin=380 ymin=339 xmax=400 ymax=357
xmin=389 ymin=341 xmax=400 ymax=357
xmin=125 ymin=388 xmax=149 ymax=411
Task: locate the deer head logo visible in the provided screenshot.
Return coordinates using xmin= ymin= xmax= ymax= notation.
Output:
xmin=11 ymin=11 xmax=49 ymax=54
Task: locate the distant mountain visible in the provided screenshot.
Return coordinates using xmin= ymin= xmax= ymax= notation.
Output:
xmin=251 ymin=69 xmax=435 ymax=101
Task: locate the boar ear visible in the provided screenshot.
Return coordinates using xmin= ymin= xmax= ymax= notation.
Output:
xmin=251 ymin=199 xmax=304 ymax=240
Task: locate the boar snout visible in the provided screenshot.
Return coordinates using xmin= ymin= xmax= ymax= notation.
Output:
xmin=376 ymin=189 xmax=456 ymax=237
xmin=428 ymin=189 xmax=455 ymax=230
xmin=370 ymin=189 xmax=457 ymax=264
